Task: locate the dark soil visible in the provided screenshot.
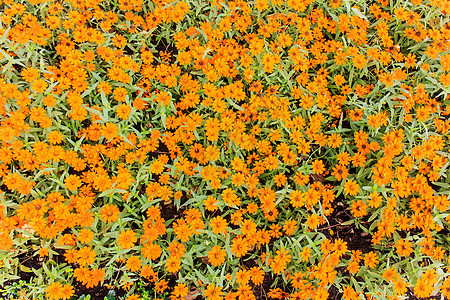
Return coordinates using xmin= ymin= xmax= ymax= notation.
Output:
xmin=318 ymin=199 xmax=373 ymax=253
xmin=327 ymin=285 xmax=342 ymax=299
xmin=73 ymin=280 xmax=116 ymax=299
xmin=15 ymin=250 xmax=43 ymax=283
xmin=252 ymin=272 xmax=277 ymax=300
xmin=159 ymin=200 xmax=184 ymax=222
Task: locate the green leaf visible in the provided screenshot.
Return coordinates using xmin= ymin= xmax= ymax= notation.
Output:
xmin=98 ymin=188 xmax=127 ymax=198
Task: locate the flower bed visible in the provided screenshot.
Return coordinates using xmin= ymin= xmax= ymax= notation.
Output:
xmin=1 ymin=0 xmax=450 ymax=299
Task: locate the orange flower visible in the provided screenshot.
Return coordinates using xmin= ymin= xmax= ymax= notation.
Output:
xmin=155 ymin=279 xmax=169 ymax=293
xmin=126 ymin=256 xmax=142 ymax=272
xmin=117 ymin=229 xmax=137 ymax=249
xmin=236 ymin=269 xmax=250 ymax=285
xmin=156 ymin=91 xmax=171 ymax=106
xmin=249 ymin=267 xmax=265 ymax=285
xmin=305 ymin=214 xmax=321 ymax=231
xmin=372 ymin=167 xmax=393 ymax=186
xmin=342 ymin=286 xmax=359 ymax=300
xmin=150 ymin=155 xmax=168 ymax=174
xmin=78 ymin=229 xmax=94 ymax=244
xmin=364 ymin=251 xmax=379 ymax=268
xmin=22 ymin=67 xmax=39 ymax=82
xmin=329 ymin=0 xmax=342 ymax=9
xmin=68 ymin=105 xmax=88 ymax=121
xmin=142 ymin=242 xmax=162 ymax=260
xmin=173 ymin=283 xmax=189 ymax=298
xmin=232 ymin=172 xmax=246 ymax=187
xmin=331 ymin=164 xmax=349 ymax=181
xmin=204 ymin=145 xmax=221 ymax=162
xmin=367 ymin=112 xmax=388 ymax=128
xmin=204 ymin=283 xmax=223 ymax=300
xmin=347 ymin=260 xmax=360 ymax=274
xmin=116 ymin=103 xmax=131 ymax=120
xmin=240 ymin=219 xmax=257 ymax=236
xmin=167 ymin=240 xmax=186 ymax=259
xmin=38 ymin=247 xmax=49 ymax=257
xmin=208 ymin=245 xmax=226 ymax=266
xmin=368 ymin=192 xmax=382 ymax=208
xmin=64 ymin=174 xmax=82 ymax=191
xmin=382 ymin=267 xmax=399 ymax=282
xmin=393 ymin=277 xmax=408 ymax=296
xmin=290 ymin=190 xmax=305 ymax=208
xmin=102 ymin=123 xmax=119 ymax=140
xmin=210 ymin=216 xmax=228 ymax=235
xmin=311 ymin=159 xmax=326 ymax=175
xmin=99 ymin=204 xmax=120 ymax=223
xmin=395 ymin=239 xmax=413 ymax=256
xmin=270 ymin=259 xmax=287 ymax=275
xmin=283 ymin=220 xmax=297 ymax=236
xmin=43 ymin=95 xmax=57 ymax=107
xmin=336 ymin=152 xmax=351 ymax=166
xmin=204 ymin=196 xmax=219 ymax=211
xmin=332 ymin=238 xmax=348 ymax=257
xmin=77 ymin=246 xmax=96 ymax=266
xmin=97 ymin=81 xmax=112 ymax=95
xmin=74 ymin=267 xmax=105 ymax=288
xmin=31 ymin=79 xmax=48 ymax=93
xmin=344 ymin=180 xmax=360 ymax=196
xmin=352 ymin=54 xmax=368 ymax=69
xmin=46 ymin=282 xmax=74 ymax=300
xmin=440 ymin=277 xmax=450 ymax=298
xmin=350 ymin=200 xmax=367 ymax=218
xmin=141 ymin=265 xmax=157 ymax=281
xmin=48 ymin=131 xmax=63 ymax=144
xmin=348 ymin=108 xmax=363 ymax=122
xmin=231 ymin=236 xmax=249 ymax=258
xmin=173 ymin=219 xmax=193 ymax=242
xmin=327 ymin=133 xmax=342 ymax=148
xmin=299 ymin=247 xmax=311 ymax=262
xmin=267 ymin=288 xmax=283 ymax=300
